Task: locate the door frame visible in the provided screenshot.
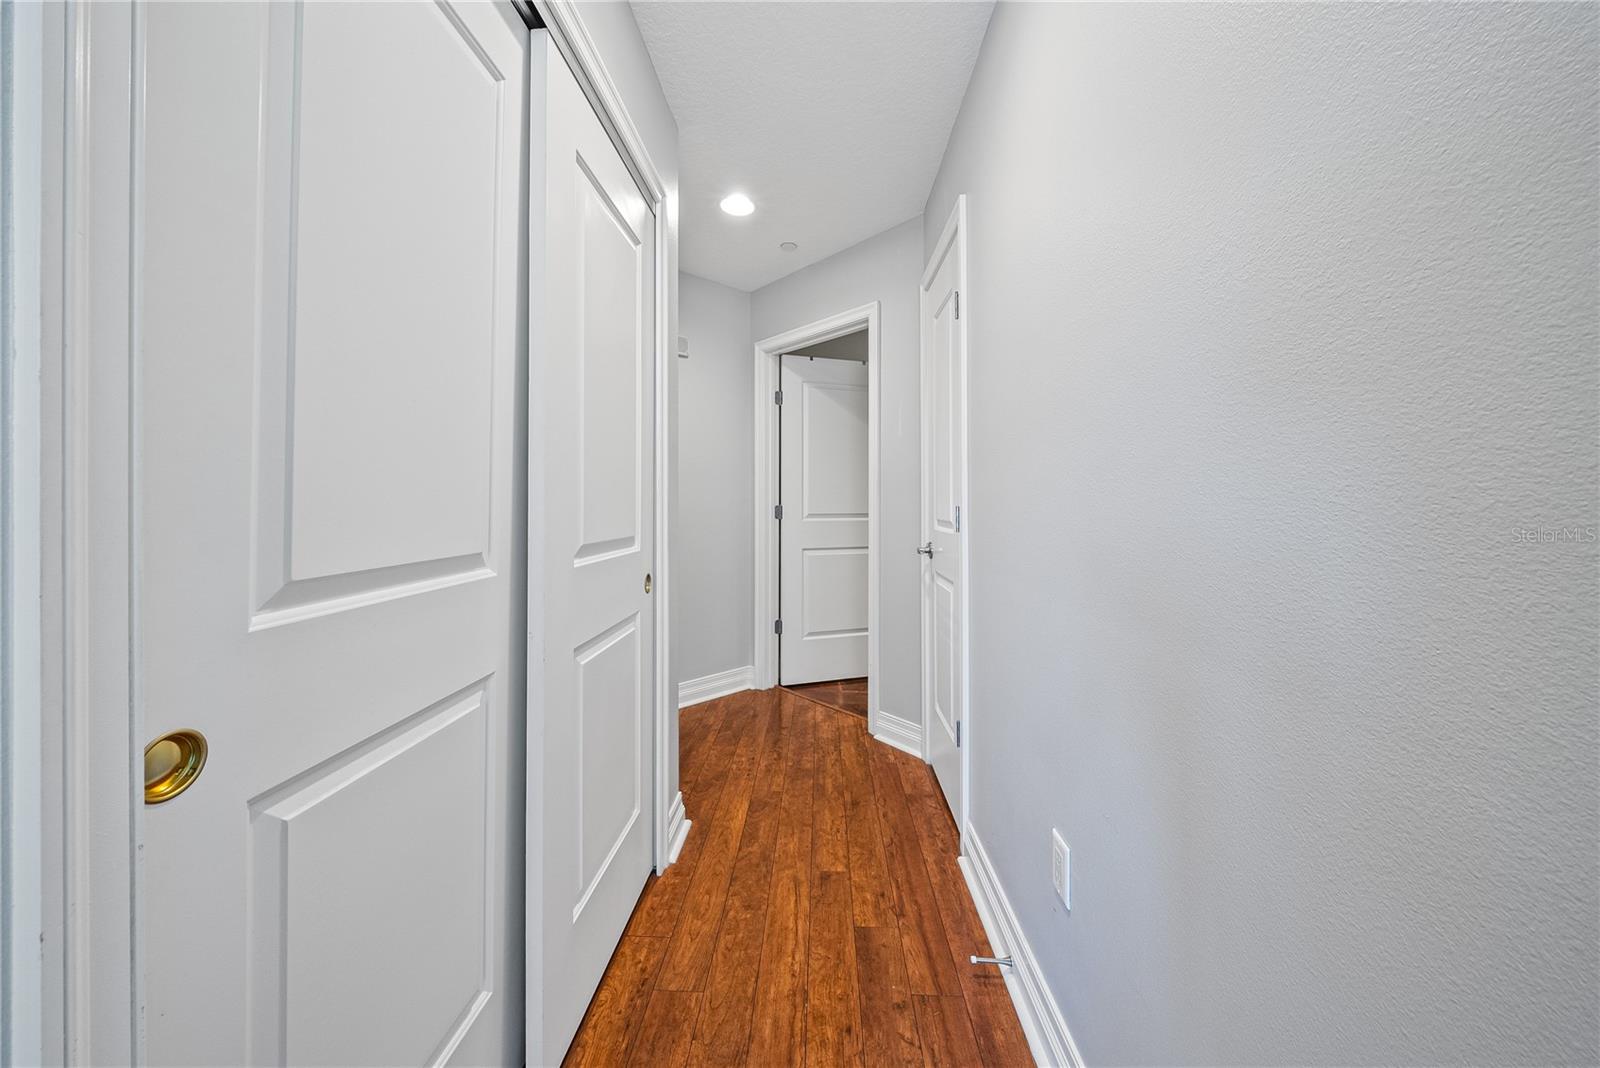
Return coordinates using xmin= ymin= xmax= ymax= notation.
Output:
xmin=3 ymin=1 xmax=47 ymax=1061
xmin=36 ymin=3 xmax=143 ymax=1060
xmin=920 ymin=196 xmax=972 ymax=847
xmin=32 ymin=1 xmax=678 ymax=1061
xmin=751 ymin=303 xmax=881 ymax=734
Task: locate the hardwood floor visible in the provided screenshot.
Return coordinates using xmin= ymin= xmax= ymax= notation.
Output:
xmin=782 ymin=677 xmax=869 ymax=718
xmin=561 ymin=687 xmax=1033 ymax=1067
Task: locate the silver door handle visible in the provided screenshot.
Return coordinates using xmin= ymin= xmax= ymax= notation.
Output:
xmin=916 ymin=542 xmax=934 ymax=557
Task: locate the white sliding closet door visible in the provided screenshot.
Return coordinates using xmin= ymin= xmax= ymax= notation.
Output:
xmin=138 ymin=4 xmax=528 ymax=1063
xmin=528 ymin=33 xmax=658 ymax=1067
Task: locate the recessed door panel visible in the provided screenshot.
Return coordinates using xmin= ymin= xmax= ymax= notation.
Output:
xmin=576 ymin=164 xmax=643 ymax=560
xmin=289 ymin=0 xmax=500 ymax=582
xmin=251 ymin=0 xmax=510 ymax=628
xmin=801 ymin=547 xmax=869 ymax=638
xmin=575 ymin=617 xmax=642 ymax=912
xmin=932 ymin=291 xmax=957 ymax=531
xmin=250 ymin=689 xmax=490 ymax=1067
xmin=933 ymin=574 xmax=956 ymax=737
xmin=802 ymin=381 xmax=869 ymax=519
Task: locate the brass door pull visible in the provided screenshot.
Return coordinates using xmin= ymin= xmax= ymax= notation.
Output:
xmin=644 ymin=572 xmax=652 ymax=594
xmin=144 ymin=729 xmax=208 ymax=804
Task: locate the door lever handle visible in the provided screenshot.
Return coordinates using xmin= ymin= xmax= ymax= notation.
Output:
xmin=916 ymin=542 xmax=934 ymax=557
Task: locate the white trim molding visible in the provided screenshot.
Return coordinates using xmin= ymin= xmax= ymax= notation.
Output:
xmin=872 ymin=710 xmax=923 ymax=759
xmin=535 ymin=1 xmax=663 ymax=205
xmin=3 ymin=0 xmax=47 ymax=1060
xmin=663 ymin=791 xmax=691 ymax=865
xmin=752 ymin=303 xmax=882 ymax=736
xmin=960 ymin=828 xmax=1085 ymax=1068
xmin=38 ymin=2 xmax=142 ymax=1062
xmin=677 ymin=665 xmax=754 ymax=709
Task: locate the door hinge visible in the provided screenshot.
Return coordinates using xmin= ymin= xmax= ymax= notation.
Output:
xmin=954 ymin=505 xmax=962 ymax=532
xmin=774 ymin=504 xmax=783 ymax=520
xmin=774 ymin=619 xmax=783 ymax=635
xmin=954 ymin=291 xmax=960 ymax=320
xmin=774 ymin=389 xmax=783 ymax=405
xmin=956 ymin=720 xmax=962 ymax=748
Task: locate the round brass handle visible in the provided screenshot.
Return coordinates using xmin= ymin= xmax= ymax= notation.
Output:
xmin=144 ymin=729 xmax=208 ymax=805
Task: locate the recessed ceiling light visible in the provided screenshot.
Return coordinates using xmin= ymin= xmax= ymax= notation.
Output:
xmin=719 ymin=193 xmax=755 ymax=217
xmin=779 ymin=241 xmax=798 ymax=252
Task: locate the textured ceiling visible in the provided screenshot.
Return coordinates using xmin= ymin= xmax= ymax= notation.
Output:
xmin=631 ymin=1 xmax=994 ymax=291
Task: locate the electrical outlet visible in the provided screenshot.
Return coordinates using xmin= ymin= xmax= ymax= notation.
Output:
xmin=1051 ymin=829 xmax=1070 ymax=910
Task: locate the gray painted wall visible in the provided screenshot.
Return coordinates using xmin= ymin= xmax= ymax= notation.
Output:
xmin=752 ymin=217 xmax=924 ymax=727
xmin=674 ymin=273 xmax=754 ymax=684
xmin=925 ymin=4 xmax=1598 ymax=1064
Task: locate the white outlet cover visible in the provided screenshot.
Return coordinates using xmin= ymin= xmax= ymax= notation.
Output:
xmin=1051 ymin=828 xmax=1071 ymax=910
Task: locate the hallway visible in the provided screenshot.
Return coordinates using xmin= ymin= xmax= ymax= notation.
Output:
xmin=562 ymin=689 xmax=1034 ymax=1066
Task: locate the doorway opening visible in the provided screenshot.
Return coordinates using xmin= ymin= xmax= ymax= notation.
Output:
xmin=776 ymin=330 xmax=871 ymax=718
xmin=752 ymin=304 xmax=881 ymax=735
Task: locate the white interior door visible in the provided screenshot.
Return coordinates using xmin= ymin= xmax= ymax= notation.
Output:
xmin=139 ymin=3 xmax=527 ymax=1064
xmin=529 ymin=35 xmax=657 ymax=1067
xmin=921 ymin=208 xmax=967 ymax=829
xmin=780 ymin=355 xmax=870 ymax=685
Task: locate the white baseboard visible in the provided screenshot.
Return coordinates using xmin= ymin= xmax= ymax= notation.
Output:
xmin=871 ymin=708 xmax=923 ymax=758
xmin=960 ymin=827 xmax=1085 ymax=1068
xmin=678 ymin=665 xmax=754 ymax=709
xmin=664 ymin=791 xmax=691 ymax=866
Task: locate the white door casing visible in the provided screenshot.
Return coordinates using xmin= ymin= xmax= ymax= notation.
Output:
xmin=139 ymin=3 xmax=528 ymax=1064
xmin=752 ymin=304 xmax=880 ymax=736
xmin=528 ymin=34 xmax=657 ymax=1066
xmin=779 ymin=355 xmax=870 ymax=685
xmin=921 ymin=197 xmax=969 ymax=835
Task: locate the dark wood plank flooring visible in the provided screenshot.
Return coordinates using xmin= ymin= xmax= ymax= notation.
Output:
xmin=561 ymin=687 xmax=1033 ymax=1067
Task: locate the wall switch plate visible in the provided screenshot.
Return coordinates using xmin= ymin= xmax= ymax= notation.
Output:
xmin=1051 ymin=829 xmax=1070 ymax=910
